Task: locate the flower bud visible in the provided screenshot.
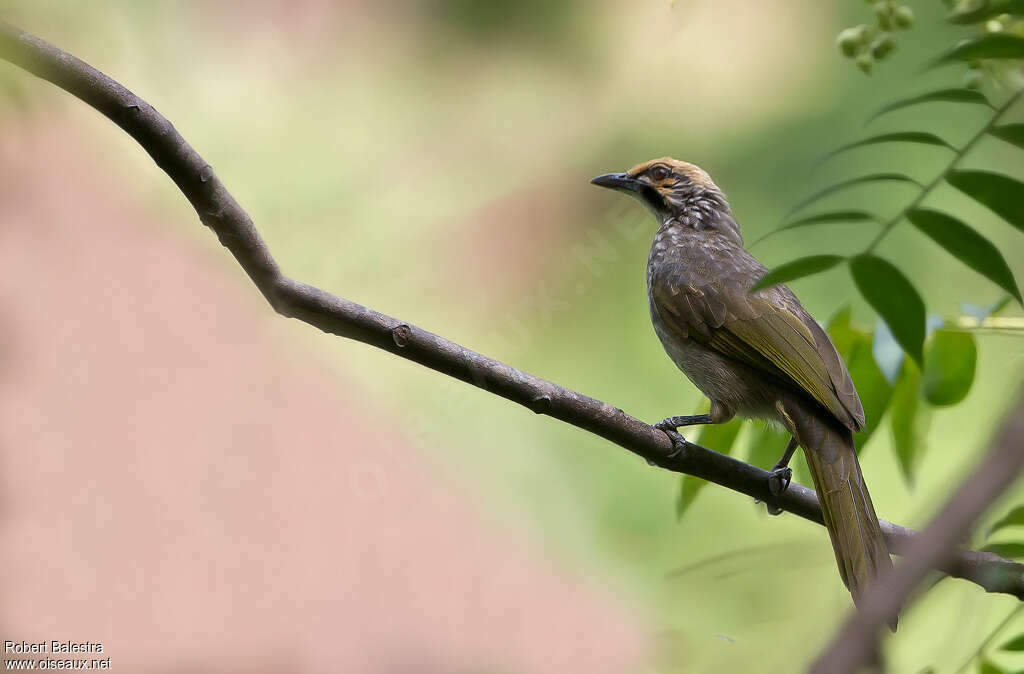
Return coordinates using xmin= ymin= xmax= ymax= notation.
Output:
xmin=875 ymin=3 xmax=893 ymax=30
xmin=871 ymin=35 xmax=897 ymax=60
xmin=894 ymin=6 xmax=915 ymax=29
xmin=837 ymin=27 xmax=863 ymax=57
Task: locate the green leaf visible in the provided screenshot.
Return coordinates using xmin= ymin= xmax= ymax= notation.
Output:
xmin=991 ymin=295 xmax=1014 ymax=317
xmin=695 ymin=416 xmax=744 ymax=456
xmin=906 ymin=208 xmax=1022 ymax=303
xmin=744 ymin=424 xmax=815 ymax=494
xmin=931 ymin=34 xmax=1024 ymax=67
xmin=785 ymin=210 xmax=879 ymax=228
xmin=791 ymin=452 xmax=812 ymax=494
xmin=947 ymin=170 xmax=1024 ymax=234
xmin=753 ymin=211 xmax=878 ymax=247
xmin=676 ymin=418 xmax=743 ymax=518
xmin=867 ymin=89 xmax=992 ymax=123
xmin=746 ymin=424 xmax=790 ymax=470
xmin=849 ymin=255 xmax=927 ymax=365
xmin=890 ymin=360 xmax=929 ymax=484
xmin=786 ymin=174 xmax=920 ymax=217
xmin=949 ymin=0 xmax=1024 ymax=24
xmin=999 ymin=634 xmax=1024 ymax=651
xmin=981 ymin=660 xmax=1008 ymax=674
xmin=752 ymin=255 xmax=845 ymax=292
xmin=827 ymin=306 xmax=860 ymax=354
xmin=676 ymin=477 xmax=704 ymax=520
xmin=828 ymin=308 xmax=894 ymax=447
xmin=819 ymin=132 xmax=956 ymax=165
xmin=923 ymin=331 xmax=978 ymax=406
xmin=990 ymin=506 xmax=1024 ymax=537
xmin=991 ymin=123 xmax=1024 ymax=150
xmin=981 ymin=542 xmax=1024 ymax=559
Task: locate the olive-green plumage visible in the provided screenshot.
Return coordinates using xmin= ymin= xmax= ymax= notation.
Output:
xmin=592 ymin=158 xmax=893 ymax=623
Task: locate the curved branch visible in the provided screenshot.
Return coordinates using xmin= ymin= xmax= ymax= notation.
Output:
xmin=2 ymin=19 xmax=1022 ymax=598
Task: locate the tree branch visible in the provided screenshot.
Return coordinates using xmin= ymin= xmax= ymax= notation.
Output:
xmin=811 ymin=391 xmax=1024 ymax=674
xmin=2 ymin=19 xmax=1022 ymax=598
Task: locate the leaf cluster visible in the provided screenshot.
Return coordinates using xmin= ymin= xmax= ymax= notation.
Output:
xmin=681 ymin=17 xmax=1024 ymax=521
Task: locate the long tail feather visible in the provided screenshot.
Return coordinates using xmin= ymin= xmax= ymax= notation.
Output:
xmin=789 ymin=404 xmax=895 ymax=629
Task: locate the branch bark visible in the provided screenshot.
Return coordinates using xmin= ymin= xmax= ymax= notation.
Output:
xmin=2 ymin=19 xmax=1022 ymax=598
xmin=811 ymin=392 xmax=1024 ymax=674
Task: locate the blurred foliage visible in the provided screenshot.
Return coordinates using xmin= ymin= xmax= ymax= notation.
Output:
xmin=890 ymin=358 xmax=929 ymax=482
xmin=676 ymin=414 xmax=743 ymax=518
xmin=425 ymin=0 xmax=579 ymax=45
xmin=828 ymin=307 xmax=893 ymax=444
xmin=753 ymin=0 xmax=1024 ymax=450
xmin=738 ymin=2 xmax=1024 ymax=671
xmin=923 ymin=330 xmax=979 ymax=405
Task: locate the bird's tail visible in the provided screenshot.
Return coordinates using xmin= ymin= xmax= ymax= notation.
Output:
xmin=788 ymin=403 xmax=895 ymax=628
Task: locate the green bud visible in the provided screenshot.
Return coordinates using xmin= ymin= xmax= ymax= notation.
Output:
xmin=954 ymin=0 xmax=989 ymax=12
xmin=964 ymin=69 xmax=984 ymax=89
xmin=856 ymin=53 xmax=874 ymax=74
xmin=893 ymin=6 xmax=914 ymax=29
xmin=871 ymin=35 xmax=897 ymax=60
xmin=986 ymin=18 xmax=1004 ymax=32
xmin=876 ymin=5 xmax=893 ymax=30
xmin=837 ymin=27 xmax=863 ymax=57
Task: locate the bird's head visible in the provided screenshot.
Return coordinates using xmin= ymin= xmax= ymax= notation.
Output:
xmin=591 ymin=157 xmax=740 ymax=243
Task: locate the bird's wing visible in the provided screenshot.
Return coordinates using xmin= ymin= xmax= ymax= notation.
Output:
xmin=650 ymin=264 xmax=865 ymax=432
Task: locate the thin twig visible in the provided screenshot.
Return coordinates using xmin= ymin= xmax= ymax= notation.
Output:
xmin=1 ymin=19 xmax=1022 ymax=599
xmin=864 ymin=89 xmax=1023 ymax=253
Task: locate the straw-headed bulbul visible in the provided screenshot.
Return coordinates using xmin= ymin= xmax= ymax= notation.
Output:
xmin=591 ymin=157 xmax=893 ymax=620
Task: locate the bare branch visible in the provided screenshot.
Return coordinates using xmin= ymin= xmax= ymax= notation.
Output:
xmin=811 ymin=391 xmax=1024 ymax=674
xmin=2 ymin=19 xmax=1022 ymax=599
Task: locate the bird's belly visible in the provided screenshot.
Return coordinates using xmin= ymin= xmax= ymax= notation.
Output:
xmin=652 ymin=320 xmax=775 ymax=419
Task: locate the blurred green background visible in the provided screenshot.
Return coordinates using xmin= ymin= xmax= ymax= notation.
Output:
xmin=3 ymin=1 xmax=1024 ymax=672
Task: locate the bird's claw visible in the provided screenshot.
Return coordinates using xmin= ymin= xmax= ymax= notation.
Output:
xmin=768 ymin=465 xmax=793 ymax=498
xmin=763 ymin=465 xmax=793 ymax=516
xmin=654 ymin=417 xmax=679 ymax=432
xmin=661 ymin=428 xmax=689 ymax=459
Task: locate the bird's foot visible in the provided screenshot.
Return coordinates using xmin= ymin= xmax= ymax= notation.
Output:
xmin=655 ymin=416 xmax=690 ymax=432
xmin=767 ymin=465 xmax=793 ymax=497
xmin=655 ymin=427 xmax=689 ymax=460
xmin=764 ymin=465 xmax=793 ymax=516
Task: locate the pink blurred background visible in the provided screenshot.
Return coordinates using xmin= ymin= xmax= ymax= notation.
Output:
xmin=0 ymin=125 xmax=649 ymax=672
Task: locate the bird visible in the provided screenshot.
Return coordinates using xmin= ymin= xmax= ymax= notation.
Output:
xmin=591 ymin=157 xmax=894 ymax=623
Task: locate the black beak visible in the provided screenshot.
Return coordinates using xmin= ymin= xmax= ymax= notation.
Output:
xmin=590 ymin=172 xmax=640 ymax=192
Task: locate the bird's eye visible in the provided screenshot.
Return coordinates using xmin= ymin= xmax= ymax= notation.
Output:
xmin=649 ymin=165 xmax=670 ymax=181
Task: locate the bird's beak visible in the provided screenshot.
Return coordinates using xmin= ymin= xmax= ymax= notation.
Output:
xmin=590 ymin=172 xmax=640 ymax=192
